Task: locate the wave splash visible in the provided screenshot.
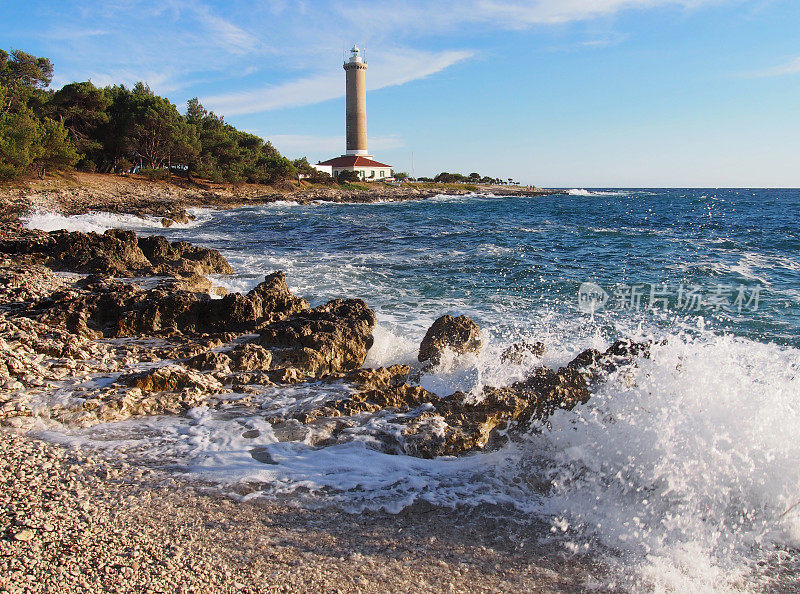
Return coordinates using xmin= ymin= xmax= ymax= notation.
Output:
xmin=22 ymin=208 xmax=213 ymax=233
xmin=526 ymin=331 xmax=800 ymax=590
xmin=52 ymin=320 xmax=800 ymax=590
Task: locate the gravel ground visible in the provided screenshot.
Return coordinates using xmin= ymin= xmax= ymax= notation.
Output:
xmin=0 ymin=429 xmax=608 ymax=593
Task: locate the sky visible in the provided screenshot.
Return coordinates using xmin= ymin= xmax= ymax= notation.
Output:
xmin=1 ymin=0 xmax=799 ymax=187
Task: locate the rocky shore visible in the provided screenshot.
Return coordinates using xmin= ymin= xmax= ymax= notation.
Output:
xmin=0 ymin=226 xmax=646 ymax=457
xmin=0 ymin=172 xmax=567 ymax=225
xmin=0 ymin=185 xmax=636 ymax=591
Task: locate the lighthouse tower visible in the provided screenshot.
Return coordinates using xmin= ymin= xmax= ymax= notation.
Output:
xmin=344 ymin=45 xmax=369 ymax=156
xmin=315 ymin=45 xmax=393 ymax=181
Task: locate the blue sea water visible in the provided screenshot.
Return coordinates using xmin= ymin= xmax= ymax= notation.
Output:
xmin=26 ymin=188 xmax=800 ymax=591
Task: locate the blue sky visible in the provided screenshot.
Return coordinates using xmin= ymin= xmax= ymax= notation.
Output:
xmin=2 ymin=0 xmax=799 ymax=187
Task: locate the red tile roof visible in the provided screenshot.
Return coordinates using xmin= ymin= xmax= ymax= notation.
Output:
xmin=317 ymin=155 xmax=392 ymax=168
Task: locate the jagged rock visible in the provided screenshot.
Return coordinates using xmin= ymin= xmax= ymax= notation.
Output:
xmin=137 ymin=235 xmax=233 ymax=276
xmin=326 ymin=364 xmax=411 ymax=390
xmin=260 ymin=299 xmax=376 ymax=378
xmin=500 ymin=341 xmax=545 ymax=364
xmin=119 ymin=365 xmax=223 ymax=394
xmin=266 ymin=367 xmax=308 ymax=384
xmin=418 ymin=314 xmax=482 ymax=364
xmin=404 ymin=342 xmax=652 ymax=457
xmin=402 ymin=365 xmax=590 ymax=458
xmin=568 ymin=339 xmax=651 ymax=381
xmin=0 ymin=259 xmax=74 ymax=304
xmin=20 ymin=271 xmax=308 ymax=338
xmin=228 ymin=343 xmax=272 ymax=371
xmin=54 ymin=386 xmax=214 ymax=426
xmin=332 ymin=384 xmax=435 ymax=417
xmin=0 ymin=228 xmax=233 ymax=277
xmin=162 ymin=273 xmax=227 ymax=296
xmin=186 ymin=351 xmax=232 ymax=372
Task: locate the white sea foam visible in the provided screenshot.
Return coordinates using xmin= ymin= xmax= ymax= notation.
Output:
xmin=22 ymin=208 xmax=214 ymax=233
xmin=526 ymin=332 xmax=800 ymax=590
xmin=569 ymin=189 xmax=629 ymax=197
xmin=25 ymin=194 xmax=800 ymax=590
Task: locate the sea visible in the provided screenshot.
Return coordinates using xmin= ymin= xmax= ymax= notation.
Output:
xmin=24 ymin=188 xmax=800 ymax=591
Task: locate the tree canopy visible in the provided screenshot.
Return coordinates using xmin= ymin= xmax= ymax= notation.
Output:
xmin=0 ymin=47 xmax=304 ymax=184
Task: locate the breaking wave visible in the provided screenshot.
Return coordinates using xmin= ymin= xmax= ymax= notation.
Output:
xmin=29 ymin=188 xmax=800 ymax=591
xmin=22 ymin=208 xmax=213 ymax=233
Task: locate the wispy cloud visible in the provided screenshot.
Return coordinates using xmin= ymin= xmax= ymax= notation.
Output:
xmin=40 ymin=0 xmax=265 ymax=94
xmin=186 ymin=3 xmax=260 ymax=55
xmin=741 ymin=56 xmax=800 ymax=78
xmin=335 ymin=0 xmax=725 ymax=32
xmin=29 ymin=0 xmax=731 ymax=108
xmin=471 ymin=0 xmax=717 ymax=25
xmin=202 ymin=49 xmax=473 ymax=115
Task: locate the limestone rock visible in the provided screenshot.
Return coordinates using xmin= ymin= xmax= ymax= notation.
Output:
xmin=0 ymin=228 xmax=233 ymax=277
xmin=120 ymin=365 xmax=223 ymax=394
xmin=567 ymin=339 xmax=651 ymax=381
xmin=261 ymin=299 xmax=376 ymax=378
xmin=418 ymin=315 xmax=482 ymax=364
xmin=137 ymin=235 xmax=233 ymax=276
xmin=500 ymin=341 xmax=545 ymax=364
xmin=186 ymin=351 xmax=232 ymax=372
xmin=19 ymin=271 xmax=308 ymax=338
xmin=227 ymin=343 xmax=273 ymax=371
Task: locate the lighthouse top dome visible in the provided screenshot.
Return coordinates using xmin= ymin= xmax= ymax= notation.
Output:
xmin=348 ymin=45 xmax=363 ymax=64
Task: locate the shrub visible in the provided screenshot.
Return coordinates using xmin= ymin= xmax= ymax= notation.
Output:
xmin=140 ymin=167 xmax=170 ymax=181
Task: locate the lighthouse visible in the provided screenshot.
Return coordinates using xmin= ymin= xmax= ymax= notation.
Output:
xmin=344 ymin=45 xmax=369 ymax=156
xmin=315 ymin=45 xmax=393 ymax=181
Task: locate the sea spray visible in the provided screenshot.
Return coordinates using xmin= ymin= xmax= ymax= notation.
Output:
xmin=27 ymin=188 xmax=800 ymax=590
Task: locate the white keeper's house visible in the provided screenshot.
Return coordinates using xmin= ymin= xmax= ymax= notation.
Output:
xmin=314 ymin=45 xmax=393 ymax=181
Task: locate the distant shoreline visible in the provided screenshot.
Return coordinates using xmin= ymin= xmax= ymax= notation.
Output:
xmin=0 ymin=172 xmax=567 ymax=227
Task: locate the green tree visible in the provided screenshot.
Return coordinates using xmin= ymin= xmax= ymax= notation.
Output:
xmin=186 ymin=98 xmax=240 ymax=181
xmin=32 ymin=116 xmax=79 ymax=178
xmin=49 ymin=81 xmax=111 ymax=161
xmin=0 ymin=49 xmax=53 ymax=113
xmin=337 ymin=170 xmax=361 ymax=184
xmin=0 ymin=88 xmax=40 ymax=179
xmin=126 ymin=84 xmax=199 ymax=172
xmin=293 ymin=157 xmax=315 ymax=176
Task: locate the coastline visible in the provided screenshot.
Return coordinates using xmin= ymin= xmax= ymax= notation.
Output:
xmin=0 ymin=172 xmax=567 ymax=225
xmin=0 ymin=183 xmax=598 ymax=593
xmin=1 ymin=430 xmax=599 ymax=593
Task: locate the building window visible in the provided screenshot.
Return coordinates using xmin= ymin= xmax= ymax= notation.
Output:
xmin=379 ymin=170 xmax=385 ymax=177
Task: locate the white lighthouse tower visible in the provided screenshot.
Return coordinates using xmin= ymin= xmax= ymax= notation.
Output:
xmin=344 ymin=45 xmax=369 ymax=157
xmin=315 ymin=45 xmax=393 ymax=181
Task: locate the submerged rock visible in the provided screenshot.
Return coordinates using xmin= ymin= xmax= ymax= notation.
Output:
xmin=418 ymin=314 xmax=483 ymax=365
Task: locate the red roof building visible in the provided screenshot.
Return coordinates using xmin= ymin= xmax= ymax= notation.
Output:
xmin=315 ymin=154 xmax=393 ymax=181
xmin=317 ymin=155 xmax=392 ymax=168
